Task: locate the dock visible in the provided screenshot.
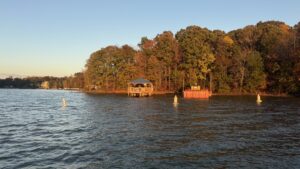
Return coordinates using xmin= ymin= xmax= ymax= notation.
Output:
xmin=183 ymin=86 xmax=211 ymax=99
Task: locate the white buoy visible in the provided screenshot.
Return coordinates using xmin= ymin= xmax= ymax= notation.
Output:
xmin=256 ymin=94 xmax=262 ymax=104
xmin=173 ymin=95 xmax=178 ymax=106
xmin=62 ymin=98 xmax=67 ymax=107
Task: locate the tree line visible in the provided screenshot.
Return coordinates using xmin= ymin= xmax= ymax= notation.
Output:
xmin=84 ymin=21 xmax=300 ymax=95
xmin=0 ymin=73 xmax=84 ymax=89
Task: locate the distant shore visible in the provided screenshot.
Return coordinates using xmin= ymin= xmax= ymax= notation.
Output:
xmin=0 ymin=88 xmax=294 ymax=97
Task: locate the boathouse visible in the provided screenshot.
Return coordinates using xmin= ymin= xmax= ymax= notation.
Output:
xmin=128 ymin=78 xmax=153 ymax=97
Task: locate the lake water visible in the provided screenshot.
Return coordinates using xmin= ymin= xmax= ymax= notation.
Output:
xmin=0 ymin=89 xmax=299 ymax=169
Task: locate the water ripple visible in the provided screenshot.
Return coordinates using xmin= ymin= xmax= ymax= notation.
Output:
xmin=0 ymin=90 xmax=299 ymax=168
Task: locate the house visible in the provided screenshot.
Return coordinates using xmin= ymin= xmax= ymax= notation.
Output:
xmin=41 ymin=81 xmax=49 ymax=89
xmin=128 ymin=78 xmax=153 ymax=97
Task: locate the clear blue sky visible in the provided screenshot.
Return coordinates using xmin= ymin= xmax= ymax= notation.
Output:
xmin=0 ymin=0 xmax=299 ymax=77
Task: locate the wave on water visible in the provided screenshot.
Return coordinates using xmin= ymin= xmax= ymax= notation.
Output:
xmin=0 ymin=89 xmax=299 ymax=168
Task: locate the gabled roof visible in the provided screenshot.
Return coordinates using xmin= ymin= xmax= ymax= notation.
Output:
xmin=130 ymin=78 xmax=152 ymax=84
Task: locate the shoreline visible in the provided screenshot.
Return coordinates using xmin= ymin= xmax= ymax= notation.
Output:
xmin=84 ymin=90 xmax=292 ymax=97
xmin=212 ymin=92 xmax=291 ymax=97
xmin=85 ymin=90 xmax=174 ymax=95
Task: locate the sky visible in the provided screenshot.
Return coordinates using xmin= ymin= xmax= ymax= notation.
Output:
xmin=0 ymin=0 xmax=299 ymax=77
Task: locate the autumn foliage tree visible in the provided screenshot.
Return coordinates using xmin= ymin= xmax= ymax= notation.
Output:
xmin=81 ymin=20 xmax=300 ymax=95
xmin=176 ymin=26 xmax=215 ymax=88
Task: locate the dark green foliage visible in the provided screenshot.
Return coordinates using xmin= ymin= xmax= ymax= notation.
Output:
xmin=176 ymin=26 xmax=215 ymax=86
xmin=85 ymin=45 xmax=137 ymax=90
xmin=0 ymin=73 xmax=85 ymax=89
xmin=243 ymin=51 xmax=266 ymax=92
xmin=0 ymin=77 xmax=37 ymax=88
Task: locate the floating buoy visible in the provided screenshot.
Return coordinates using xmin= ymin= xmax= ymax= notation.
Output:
xmin=256 ymin=94 xmax=262 ymax=104
xmin=62 ymin=98 xmax=67 ymax=107
xmin=173 ymin=95 xmax=178 ymax=106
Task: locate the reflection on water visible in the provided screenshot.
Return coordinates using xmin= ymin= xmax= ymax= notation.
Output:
xmin=0 ymin=89 xmax=299 ymax=168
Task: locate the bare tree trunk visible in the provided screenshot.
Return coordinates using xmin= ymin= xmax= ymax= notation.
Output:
xmin=209 ymin=72 xmax=213 ymax=91
xmin=114 ymin=75 xmax=116 ymax=91
xmin=239 ymin=67 xmax=245 ymax=93
xmin=168 ymin=66 xmax=171 ymax=91
xmin=105 ymin=72 xmax=108 ymax=91
xmin=164 ymin=68 xmax=167 ymax=90
xmin=159 ymin=71 xmax=162 ymax=90
xmin=182 ymin=71 xmax=185 ymax=91
xmin=174 ymin=65 xmax=177 ymax=91
xmin=239 ymin=52 xmax=247 ymax=93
